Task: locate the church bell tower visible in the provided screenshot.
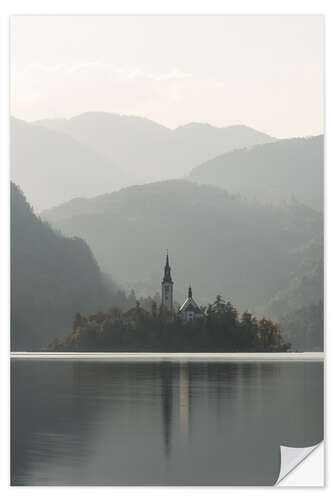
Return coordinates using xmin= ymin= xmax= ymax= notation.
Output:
xmin=161 ymin=252 xmax=173 ymax=313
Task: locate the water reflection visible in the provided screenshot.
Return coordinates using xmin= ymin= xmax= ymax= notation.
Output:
xmin=160 ymin=362 xmax=173 ymax=458
xmin=11 ymin=359 xmax=323 ymax=486
xmin=179 ymin=362 xmax=189 ymax=440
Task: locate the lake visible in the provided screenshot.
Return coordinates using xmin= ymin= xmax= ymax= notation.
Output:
xmin=11 ymin=359 xmax=323 ymax=486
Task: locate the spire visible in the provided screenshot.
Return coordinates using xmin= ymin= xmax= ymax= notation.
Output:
xmin=188 ymin=285 xmax=192 ymax=299
xmin=162 ymin=251 xmax=173 ymax=284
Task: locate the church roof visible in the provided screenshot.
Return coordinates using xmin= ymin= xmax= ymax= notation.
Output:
xmin=179 ymin=291 xmax=203 ymax=314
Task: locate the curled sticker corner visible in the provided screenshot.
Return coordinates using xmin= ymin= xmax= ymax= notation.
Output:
xmin=275 ymin=442 xmax=323 ymax=485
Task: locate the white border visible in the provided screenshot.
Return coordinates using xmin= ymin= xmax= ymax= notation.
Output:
xmin=1 ymin=1 xmax=331 ymax=497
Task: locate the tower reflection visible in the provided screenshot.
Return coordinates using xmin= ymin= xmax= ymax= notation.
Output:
xmin=160 ymin=361 xmax=192 ymax=458
xmin=179 ymin=362 xmax=190 ymax=439
xmin=160 ymin=362 xmax=173 ymax=458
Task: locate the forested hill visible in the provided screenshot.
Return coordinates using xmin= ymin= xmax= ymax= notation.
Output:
xmin=263 ymin=236 xmax=323 ymax=351
xmin=42 ymin=179 xmax=322 ymax=313
xmin=11 ymin=183 xmax=132 ymax=350
xmin=279 ymin=301 xmax=323 ymax=352
xmin=189 ymin=135 xmax=323 ymax=211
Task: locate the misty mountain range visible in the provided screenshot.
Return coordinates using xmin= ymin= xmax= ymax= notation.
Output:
xmin=42 ymin=179 xmax=322 ymax=314
xmin=11 ymin=111 xmax=324 ymax=350
xmin=11 ymin=117 xmax=131 ymax=212
xmin=35 ymin=111 xmax=273 ymax=181
xmin=12 ymin=112 xmax=274 ymax=211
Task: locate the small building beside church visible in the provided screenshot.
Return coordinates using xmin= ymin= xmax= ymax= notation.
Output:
xmin=161 ymin=253 xmax=204 ymax=320
xmin=178 ymin=286 xmax=204 ymax=321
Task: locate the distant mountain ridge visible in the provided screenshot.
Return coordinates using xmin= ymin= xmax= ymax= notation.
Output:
xmin=42 ymin=179 xmax=322 ymax=313
xmin=189 ymin=135 xmax=323 ymax=211
xmin=34 ymin=111 xmax=274 ymax=182
xmin=11 ymin=117 xmax=132 ymax=211
xmin=12 ymin=112 xmax=274 ymax=211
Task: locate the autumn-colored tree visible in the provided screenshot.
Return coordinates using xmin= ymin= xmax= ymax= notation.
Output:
xmin=47 ymin=294 xmax=290 ymax=353
xmin=150 ymin=299 xmax=158 ymax=318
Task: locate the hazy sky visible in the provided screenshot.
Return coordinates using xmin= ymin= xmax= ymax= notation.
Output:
xmin=11 ymin=15 xmax=323 ymax=138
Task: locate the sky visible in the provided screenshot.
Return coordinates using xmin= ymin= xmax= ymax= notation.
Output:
xmin=11 ymin=15 xmax=323 ymax=138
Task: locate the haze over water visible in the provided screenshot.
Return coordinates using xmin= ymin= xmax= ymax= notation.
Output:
xmin=11 ymin=359 xmax=323 ymax=486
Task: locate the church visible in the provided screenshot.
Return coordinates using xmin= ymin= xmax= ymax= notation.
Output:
xmin=161 ymin=253 xmax=204 ymax=321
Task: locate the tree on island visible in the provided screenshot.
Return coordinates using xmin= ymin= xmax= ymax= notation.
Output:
xmin=47 ymin=294 xmax=290 ymax=353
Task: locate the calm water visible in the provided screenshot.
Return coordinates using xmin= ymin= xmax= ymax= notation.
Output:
xmin=11 ymin=359 xmax=323 ymax=486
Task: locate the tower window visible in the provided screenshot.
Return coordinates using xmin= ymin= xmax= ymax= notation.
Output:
xmin=165 ymin=286 xmax=169 ymax=292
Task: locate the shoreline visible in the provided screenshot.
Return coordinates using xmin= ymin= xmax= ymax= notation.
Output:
xmin=10 ymin=352 xmax=324 ymax=361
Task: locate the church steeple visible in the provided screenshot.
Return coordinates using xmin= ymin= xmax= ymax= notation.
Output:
xmin=161 ymin=252 xmax=173 ymax=312
xmin=162 ymin=251 xmax=173 ymax=284
xmin=188 ymin=285 xmax=192 ymax=298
